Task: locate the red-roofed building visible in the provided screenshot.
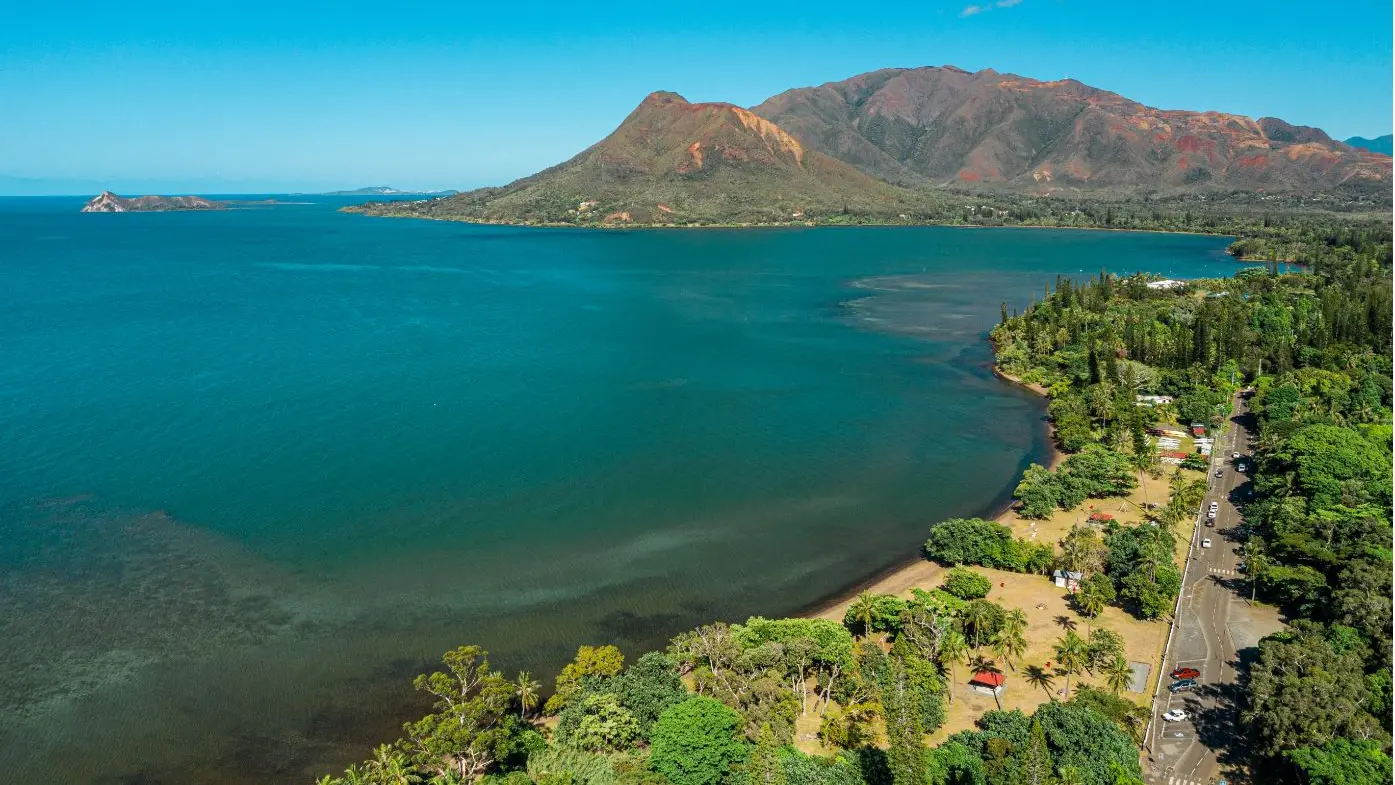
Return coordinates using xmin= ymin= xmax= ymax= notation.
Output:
xmin=968 ymin=671 xmax=1006 ymax=696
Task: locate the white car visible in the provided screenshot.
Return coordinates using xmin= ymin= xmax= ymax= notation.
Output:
xmin=1201 ymin=538 xmax=1213 ymax=548
xmin=1232 ymin=452 xmax=1240 ymax=460
xmin=1162 ymin=709 xmax=1189 ymax=722
xmin=1206 ymin=511 xmax=1217 ymax=520
xmin=1209 ymin=501 xmax=1219 ymax=510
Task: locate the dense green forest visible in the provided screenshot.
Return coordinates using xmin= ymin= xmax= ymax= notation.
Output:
xmin=315 ymin=215 xmax=1391 ymax=785
xmin=990 ymin=228 xmax=1393 ymax=783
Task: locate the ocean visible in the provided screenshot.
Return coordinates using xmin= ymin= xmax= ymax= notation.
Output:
xmin=0 ymin=196 xmax=1240 ymax=783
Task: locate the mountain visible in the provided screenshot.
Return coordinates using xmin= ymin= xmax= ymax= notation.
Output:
xmin=1344 ymin=135 xmax=1393 ymax=156
xmin=751 ymin=66 xmax=1391 ymax=195
xmin=347 ymin=91 xmax=916 ymax=225
xmin=80 ymin=191 xmax=225 ymax=212
xmin=324 ymin=186 xmax=458 ymax=196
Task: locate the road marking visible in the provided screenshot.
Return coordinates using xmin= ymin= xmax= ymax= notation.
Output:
xmin=1166 ymin=778 xmax=1204 ymax=785
xmin=1209 ymin=568 xmax=1236 ymax=576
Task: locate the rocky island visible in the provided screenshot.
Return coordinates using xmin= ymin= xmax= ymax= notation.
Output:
xmin=81 ymin=191 xmax=226 ymax=212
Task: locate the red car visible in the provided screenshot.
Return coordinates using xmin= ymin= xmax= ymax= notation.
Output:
xmin=1171 ymin=667 xmax=1200 ymax=680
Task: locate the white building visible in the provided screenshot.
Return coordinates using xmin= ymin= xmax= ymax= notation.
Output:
xmin=1147 ymin=279 xmax=1186 ymax=290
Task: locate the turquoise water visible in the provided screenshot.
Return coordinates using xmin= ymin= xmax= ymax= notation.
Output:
xmin=0 ymin=198 xmax=1239 ymax=783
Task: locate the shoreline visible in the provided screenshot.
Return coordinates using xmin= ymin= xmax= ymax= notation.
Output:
xmin=802 ymin=362 xmax=1064 ymax=622
xmin=341 ymin=208 xmax=1239 ymax=241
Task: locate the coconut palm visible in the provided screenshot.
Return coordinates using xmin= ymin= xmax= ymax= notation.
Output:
xmin=1075 ymin=590 xmax=1105 ymax=633
xmin=428 ymin=770 xmax=467 ymax=785
xmin=1004 ymin=607 xmax=1028 ymax=638
xmin=1053 ymin=630 xmax=1088 ymax=699
xmin=340 ymin=765 xmax=372 ymax=785
xmin=991 ymin=626 xmax=1027 ymax=672
xmin=515 ymin=671 xmax=541 ymax=717
xmin=1023 ymin=664 xmax=1055 ymax=697
xmin=316 ymin=776 xmax=342 ymax=785
xmin=937 ymin=629 xmax=968 ymax=705
xmin=965 ymin=602 xmax=994 ymax=649
xmin=1104 ymin=654 xmax=1134 ymax=695
xmin=850 ymin=591 xmax=877 ymax=640
xmin=368 ymin=745 xmax=420 ymax=785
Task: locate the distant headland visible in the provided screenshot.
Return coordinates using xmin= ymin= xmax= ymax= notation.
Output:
xmin=322 ymin=186 xmax=458 ymax=196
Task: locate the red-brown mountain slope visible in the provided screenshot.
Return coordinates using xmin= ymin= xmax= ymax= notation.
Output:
xmin=750 ymin=66 xmax=1391 ymax=195
xmin=365 ymin=91 xmax=915 ymax=224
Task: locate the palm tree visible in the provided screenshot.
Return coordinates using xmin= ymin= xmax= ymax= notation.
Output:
xmin=850 ymin=591 xmax=877 ymax=640
xmin=429 ymin=771 xmax=467 ymax=785
xmin=1104 ymin=654 xmax=1134 ymax=695
xmin=938 ymin=629 xmax=968 ymax=705
xmin=965 ymin=602 xmax=994 ymax=649
xmin=1004 ymin=607 xmax=1028 ymax=638
xmin=515 ymin=671 xmax=541 ymax=717
xmin=368 ymin=745 xmax=420 ymax=785
xmin=340 ymin=765 xmax=372 ymax=785
xmin=1023 ymin=664 xmax=1055 ymax=697
xmin=1075 ymin=590 xmax=1105 ymax=633
xmin=316 ymin=777 xmax=342 ymax=785
xmin=1053 ymin=630 xmax=1088 ymax=699
xmin=991 ymin=626 xmax=1027 ymax=672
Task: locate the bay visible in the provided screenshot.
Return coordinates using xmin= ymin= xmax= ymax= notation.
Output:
xmin=0 ymin=197 xmax=1238 ymax=783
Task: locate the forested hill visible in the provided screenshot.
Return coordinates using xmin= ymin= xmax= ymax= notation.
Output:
xmin=991 ymin=243 xmax=1393 ymax=783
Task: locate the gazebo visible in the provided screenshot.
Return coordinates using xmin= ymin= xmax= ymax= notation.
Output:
xmin=968 ymin=670 xmax=1006 ymax=697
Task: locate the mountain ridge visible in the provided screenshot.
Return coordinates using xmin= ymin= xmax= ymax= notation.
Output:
xmin=750 ymin=66 xmax=1390 ymax=195
xmin=1344 ymin=134 xmax=1393 ymax=156
xmin=347 ymin=66 xmax=1391 ymax=227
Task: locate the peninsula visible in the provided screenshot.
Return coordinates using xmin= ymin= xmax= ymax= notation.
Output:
xmin=80 ymin=191 xmax=226 ymax=212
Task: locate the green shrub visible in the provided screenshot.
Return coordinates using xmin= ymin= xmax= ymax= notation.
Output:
xmin=650 ymin=697 xmax=749 ymax=785
xmin=941 ymin=568 xmax=993 ymax=600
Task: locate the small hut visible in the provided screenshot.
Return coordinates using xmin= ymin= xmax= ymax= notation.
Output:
xmin=968 ymin=670 xmax=1006 ymax=697
xmin=1052 ymin=570 xmax=1084 ymax=593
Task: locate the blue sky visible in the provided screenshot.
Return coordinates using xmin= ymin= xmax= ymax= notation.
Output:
xmin=2 ymin=0 xmax=1390 ymax=194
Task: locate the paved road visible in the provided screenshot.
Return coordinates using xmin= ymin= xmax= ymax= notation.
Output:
xmin=1146 ymin=391 xmax=1279 ymax=785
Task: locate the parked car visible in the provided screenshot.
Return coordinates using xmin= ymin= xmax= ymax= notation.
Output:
xmin=1201 ymin=538 xmax=1213 ymax=548
xmin=1232 ymin=452 xmax=1240 ymax=459
xmin=1170 ymin=667 xmax=1200 ymax=679
xmin=1205 ymin=519 xmax=1215 ymax=528
xmin=1163 ymin=709 xmax=1189 ymax=722
xmin=1215 ymin=469 xmax=1224 ymax=477
xmin=1169 ymin=681 xmax=1195 ymax=694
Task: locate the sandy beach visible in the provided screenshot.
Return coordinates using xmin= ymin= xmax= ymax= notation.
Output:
xmin=798 ymin=363 xmax=1190 ymax=750
xmin=808 ymin=366 xmax=1063 ymax=623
